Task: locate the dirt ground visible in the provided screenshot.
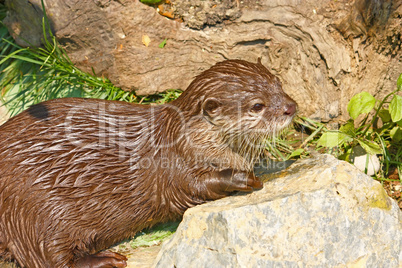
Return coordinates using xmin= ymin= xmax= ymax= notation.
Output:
xmin=383 ymin=166 xmax=402 ymax=209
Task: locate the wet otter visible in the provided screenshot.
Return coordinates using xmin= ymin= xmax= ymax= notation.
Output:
xmin=0 ymin=59 xmax=297 ymax=267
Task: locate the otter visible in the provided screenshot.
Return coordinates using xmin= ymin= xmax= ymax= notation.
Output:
xmin=0 ymin=59 xmax=297 ymax=267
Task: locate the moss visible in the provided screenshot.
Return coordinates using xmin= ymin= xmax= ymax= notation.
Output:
xmin=368 ymin=184 xmax=392 ymax=210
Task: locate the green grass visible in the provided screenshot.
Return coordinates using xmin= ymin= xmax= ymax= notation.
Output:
xmin=0 ymin=3 xmax=181 ymax=117
xmin=128 ymin=221 xmax=180 ymax=249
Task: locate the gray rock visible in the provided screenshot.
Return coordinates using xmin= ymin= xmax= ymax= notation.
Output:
xmin=153 ymin=154 xmax=402 ymax=268
xmin=350 ymin=145 xmax=381 ymax=176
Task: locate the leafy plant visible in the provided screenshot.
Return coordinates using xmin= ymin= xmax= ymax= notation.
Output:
xmin=159 ymin=38 xmax=168 ymax=48
xmin=140 ymin=0 xmax=164 ymax=5
xmin=266 ymin=73 xmax=401 ymax=183
xmin=315 ymin=74 xmax=402 ymax=177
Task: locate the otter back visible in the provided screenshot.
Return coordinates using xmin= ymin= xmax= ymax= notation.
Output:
xmin=0 ymin=59 xmax=296 ymax=267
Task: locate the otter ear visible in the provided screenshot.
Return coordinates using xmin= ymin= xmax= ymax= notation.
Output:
xmin=202 ymin=97 xmax=222 ymax=118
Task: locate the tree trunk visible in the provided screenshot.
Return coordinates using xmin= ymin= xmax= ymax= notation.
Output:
xmin=4 ymin=0 xmax=402 ymax=120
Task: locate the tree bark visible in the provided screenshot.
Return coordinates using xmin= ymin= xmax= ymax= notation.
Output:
xmin=4 ymin=0 xmax=402 ymax=120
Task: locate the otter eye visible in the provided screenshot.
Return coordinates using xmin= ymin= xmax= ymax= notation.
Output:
xmin=251 ymin=103 xmax=265 ymax=113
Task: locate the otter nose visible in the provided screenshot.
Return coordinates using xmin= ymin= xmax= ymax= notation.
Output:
xmin=284 ymin=103 xmax=297 ymax=116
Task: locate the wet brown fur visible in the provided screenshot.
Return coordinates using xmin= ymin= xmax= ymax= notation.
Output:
xmin=0 ymin=60 xmax=296 ymax=267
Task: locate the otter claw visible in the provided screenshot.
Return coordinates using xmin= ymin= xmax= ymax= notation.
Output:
xmin=216 ymin=170 xmax=264 ymax=193
xmin=75 ymin=251 xmax=127 ymax=268
xmin=249 ymin=176 xmax=263 ymax=190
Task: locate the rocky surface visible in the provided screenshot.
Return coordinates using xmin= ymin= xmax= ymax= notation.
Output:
xmin=3 ymin=0 xmax=402 ymax=121
xmin=170 ymin=0 xmax=242 ymax=29
xmin=119 ymin=245 xmax=162 ymax=268
xmin=350 ymin=145 xmax=381 ymax=176
xmin=153 ymin=154 xmax=402 ymax=267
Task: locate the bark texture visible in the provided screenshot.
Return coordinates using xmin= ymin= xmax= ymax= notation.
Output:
xmin=4 ymin=0 xmax=402 ymax=120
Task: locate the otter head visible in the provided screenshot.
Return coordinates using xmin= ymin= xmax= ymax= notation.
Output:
xmin=175 ymin=59 xmax=297 ymax=167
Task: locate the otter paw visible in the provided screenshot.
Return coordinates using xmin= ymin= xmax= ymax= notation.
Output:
xmin=236 ymin=172 xmax=263 ymax=192
xmin=220 ymin=170 xmax=263 ymax=192
xmin=247 ymin=175 xmax=264 ymax=190
xmin=247 ymin=173 xmax=263 ymax=190
xmin=75 ymin=251 xmax=127 ymax=268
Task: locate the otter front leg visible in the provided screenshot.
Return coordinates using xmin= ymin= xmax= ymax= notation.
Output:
xmin=74 ymin=251 xmax=127 ymax=268
xmin=201 ymin=169 xmax=263 ymax=200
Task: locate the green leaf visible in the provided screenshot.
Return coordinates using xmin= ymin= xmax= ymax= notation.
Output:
xmin=357 ymin=139 xmax=382 ymax=155
xmin=289 ymin=148 xmax=304 ymax=158
xmin=347 ymin=92 xmax=376 ymax=120
xmin=140 ymin=0 xmax=164 ymax=5
xmin=338 ymin=148 xmax=353 ymax=161
xmin=317 ymin=132 xmax=353 ymax=148
xmin=378 ymin=109 xmax=391 ymax=123
xmin=389 ymin=94 xmax=402 ymax=122
xmin=129 ymin=222 xmax=179 ymax=249
xmin=397 ymin=73 xmax=402 ymax=91
xmin=158 ymin=38 xmax=167 ymax=48
xmin=390 ymin=126 xmax=402 ymax=142
xmin=339 ymin=119 xmax=356 ymax=136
